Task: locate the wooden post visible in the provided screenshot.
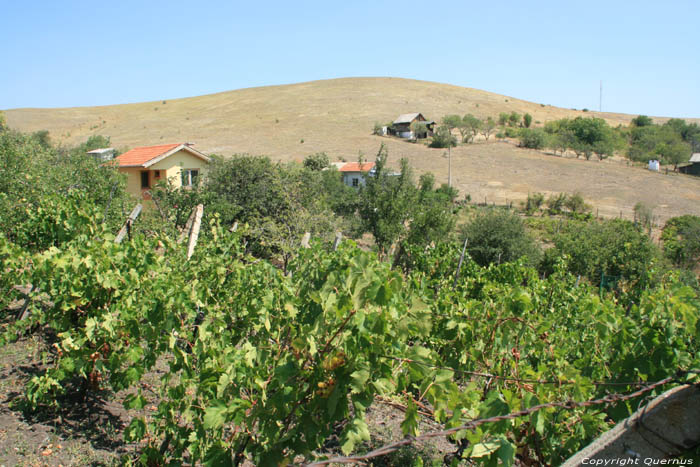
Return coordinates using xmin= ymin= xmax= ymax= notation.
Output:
xmin=178 ymin=208 xmax=198 ymax=244
xmin=115 ymin=204 xmax=142 ymax=244
xmin=17 ymin=284 xmax=36 ymax=321
xmin=452 ymin=237 xmax=469 ymax=290
xmin=229 ymin=221 xmax=239 ymax=233
xmin=186 ymin=204 xmax=204 ymax=260
xmin=300 ymin=232 xmax=311 ymax=248
xmin=333 ymin=231 xmax=343 ymax=251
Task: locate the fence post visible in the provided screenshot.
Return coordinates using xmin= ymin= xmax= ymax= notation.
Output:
xmin=115 ymin=204 xmax=143 ymax=244
xmin=300 ymin=232 xmax=311 ymax=248
xmin=452 ymin=237 xmax=469 ymax=290
xmin=186 ymin=204 xmax=204 ymax=260
xmin=333 ymin=231 xmax=343 ymax=251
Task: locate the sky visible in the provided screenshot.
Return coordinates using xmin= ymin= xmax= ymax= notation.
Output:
xmin=1 ymin=0 xmax=698 ymax=118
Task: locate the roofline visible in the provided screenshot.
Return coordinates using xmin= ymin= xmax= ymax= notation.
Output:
xmin=140 ymin=144 xmax=211 ymax=168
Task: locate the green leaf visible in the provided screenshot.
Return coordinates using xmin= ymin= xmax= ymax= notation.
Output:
xmin=340 ymin=418 xmax=370 ymax=455
xmin=400 ymin=398 xmax=419 ymax=437
xmin=124 ymin=417 xmax=146 ymax=442
xmin=349 ymin=368 xmax=369 ymax=393
xmin=203 ymin=404 xmax=228 ymax=430
xmin=470 ymin=441 xmax=500 ymax=458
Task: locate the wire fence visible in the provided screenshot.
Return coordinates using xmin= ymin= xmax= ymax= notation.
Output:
xmin=303 ymin=370 xmax=693 ymax=466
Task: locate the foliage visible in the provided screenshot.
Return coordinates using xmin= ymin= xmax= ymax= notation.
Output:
xmin=497 ymin=112 xmax=509 ymax=126
xmin=633 ymin=202 xmax=654 ymax=234
xmin=518 ymin=128 xmax=547 ymax=149
xmin=303 ymin=152 xmax=330 ymax=171
xmin=631 ymin=115 xmax=654 ymax=127
xmin=523 ymin=113 xmax=532 ymax=128
xmin=481 ymin=117 xmax=496 ymax=140
xmin=542 ymin=218 xmax=662 ymax=291
xmin=524 ymin=192 xmax=545 ymax=214
xmin=461 ymin=114 xmax=481 ymax=143
xmin=429 ymin=125 xmax=457 ymax=148
xmin=627 ymin=123 xmax=691 ymax=168
xmin=661 ymin=215 xmax=700 ymax=269
xmin=461 ymin=208 xmax=541 ymax=267
xmin=508 ymin=112 xmax=521 ymax=127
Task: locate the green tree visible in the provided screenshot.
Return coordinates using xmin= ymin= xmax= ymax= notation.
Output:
xmin=661 ymin=215 xmax=700 ymax=269
xmin=523 ymin=113 xmax=533 ymax=128
xmin=303 ymin=152 xmax=330 ymax=171
xmin=481 ymin=116 xmax=496 ymax=140
xmin=461 ymin=114 xmax=481 ymax=143
xmin=498 ymin=112 xmax=509 ymax=126
xmin=461 ymin=209 xmax=541 ymax=267
xmin=518 ymin=128 xmax=547 ymax=149
xmin=508 ymin=111 xmax=521 ymax=127
xmin=411 ymin=121 xmax=429 ymax=139
xmin=429 ymin=125 xmax=457 ymax=148
xmin=631 ymin=115 xmax=653 ymax=127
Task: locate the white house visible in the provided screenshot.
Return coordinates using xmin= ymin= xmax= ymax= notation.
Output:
xmin=339 ymin=162 xmax=375 ymax=187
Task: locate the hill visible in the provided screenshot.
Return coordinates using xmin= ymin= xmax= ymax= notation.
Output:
xmin=5 ymin=77 xmax=700 ymax=222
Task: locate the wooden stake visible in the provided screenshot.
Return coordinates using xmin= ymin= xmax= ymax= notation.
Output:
xmin=186 ymin=204 xmax=204 ymax=260
xmin=115 ymin=204 xmax=142 ymax=244
xmin=300 ymin=232 xmax=311 ymax=248
xmin=178 ymin=207 xmax=198 ymax=244
xmin=229 ymin=221 xmax=239 ymax=233
xmin=333 ymin=231 xmax=343 ymax=251
xmin=452 ymin=237 xmax=468 ymax=290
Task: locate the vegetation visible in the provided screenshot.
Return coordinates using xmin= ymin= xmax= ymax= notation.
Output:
xmin=662 ymin=215 xmax=700 ymax=269
xmin=1 ymin=127 xmax=699 ymax=466
xmin=429 ymin=125 xmax=457 ymax=148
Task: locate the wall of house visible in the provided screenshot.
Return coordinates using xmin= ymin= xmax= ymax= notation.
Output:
xmin=120 ymin=167 xmax=147 ymax=198
xmin=149 ymin=149 xmax=209 ymax=188
xmin=343 ymin=171 xmax=366 ymax=187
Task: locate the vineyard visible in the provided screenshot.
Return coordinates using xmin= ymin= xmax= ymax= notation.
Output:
xmin=2 ymin=190 xmax=699 ymax=465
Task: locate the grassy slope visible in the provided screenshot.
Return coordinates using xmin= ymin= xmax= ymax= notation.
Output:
xmin=5 ymin=77 xmax=700 ymax=222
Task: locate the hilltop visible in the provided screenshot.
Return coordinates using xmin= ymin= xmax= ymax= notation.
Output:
xmin=5 ymin=77 xmax=700 ymax=222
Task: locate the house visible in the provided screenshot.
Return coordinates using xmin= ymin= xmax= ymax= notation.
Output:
xmin=339 ymin=162 xmax=375 ymax=187
xmin=390 ymin=113 xmax=435 ymax=139
xmin=679 ymin=153 xmax=700 ymax=176
xmin=111 ymin=142 xmax=211 ymax=198
xmin=87 ymin=147 xmax=116 ymax=162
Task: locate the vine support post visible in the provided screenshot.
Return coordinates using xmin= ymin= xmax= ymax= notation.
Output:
xmin=333 ymin=231 xmax=343 ymax=251
xmin=300 ymin=232 xmax=311 ymax=248
xmin=115 ymin=203 xmax=142 ymax=244
xmin=453 ymin=236 xmax=468 ymax=290
xmin=186 ymin=204 xmax=204 ymax=260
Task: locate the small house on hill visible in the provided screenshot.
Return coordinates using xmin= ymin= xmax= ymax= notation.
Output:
xmin=679 ymin=153 xmax=700 ymax=176
xmin=87 ymin=147 xmax=116 ymax=162
xmin=111 ymin=142 xmax=211 ymax=199
xmin=390 ymin=113 xmax=435 ymax=139
xmin=339 ymin=162 xmax=375 ymax=187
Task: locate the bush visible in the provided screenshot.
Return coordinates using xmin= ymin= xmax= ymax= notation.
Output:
xmin=429 ymin=125 xmax=457 ymax=148
xmin=303 ymin=152 xmax=330 ymax=171
xmin=523 ymin=113 xmax=533 ymax=128
xmin=546 ymin=193 xmax=568 ymax=215
xmin=524 ymin=192 xmax=545 ymax=214
xmin=504 ymin=127 xmax=520 ymax=138
xmin=518 ymin=128 xmax=547 ymax=149
xmin=461 ymin=209 xmax=541 ymax=267
xmin=661 ymin=215 xmax=700 ymax=268
xmin=565 ymin=192 xmax=590 ymax=214
xmin=542 ymin=219 xmax=661 ymax=290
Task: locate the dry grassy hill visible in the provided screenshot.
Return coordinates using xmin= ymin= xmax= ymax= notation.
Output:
xmin=5 ymin=77 xmax=700 ymax=222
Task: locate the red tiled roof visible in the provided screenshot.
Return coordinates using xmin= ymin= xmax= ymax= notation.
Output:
xmin=113 ymin=143 xmax=183 ymax=167
xmin=339 ymin=162 xmax=375 ymax=172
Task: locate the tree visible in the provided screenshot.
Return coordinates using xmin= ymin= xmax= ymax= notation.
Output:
xmin=518 ymin=128 xmax=547 ymax=149
xmin=661 ymin=215 xmax=700 ymax=269
xmin=429 ymin=125 xmax=457 ymax=148
xmin=523 ymin=113 xmax=533 ymax=128
xmin=303 ymin=152 xmax=330 ymax=171
xmin=411 ymin=121 xmax=429 ymax=139
xmin=462 ymin=114 xmax=481 ymax=143
xmin=508 ymin=112 xmax=521 ymax=127
xmin=442 ymin=114 xmax=462 ymax=131
xmin=481 ymin=117 xmax=496 ymax=140
xmin=461 ymin=209 xmax=541 ymax=267
xmin=631 ymin=115 xmax=653 ymax=127
xmin=498 ymin=112 xmax=509 ymax=126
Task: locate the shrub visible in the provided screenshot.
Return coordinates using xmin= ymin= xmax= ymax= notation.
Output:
xmin=303 ymin=152 xmax=330 ymax=171
xmin=661 ymin=215 xmax=700 ymax=268
xmin=546 ymin=193 xmax=568 ymax=215
xmin=565 ymin=192 xmax=590 ymax=214
xmin=523 ymin=113 xmax=533 ymax=128
xmin=524 ymin=192 xmax=545 ymax=214
xmin=518 ymin=128 xmax=547 ymax=149
xmin=429 ymin=125 xmax=457 ymax=148
xmin=461 ymin=209 xmax=541 ymax=267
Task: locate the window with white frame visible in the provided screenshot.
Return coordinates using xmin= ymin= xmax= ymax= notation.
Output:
xmin=181 ymin=169 xmax=199 ymax=187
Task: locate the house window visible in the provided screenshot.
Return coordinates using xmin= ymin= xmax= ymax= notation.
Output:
xmin=352 ymin=177 xmax=359 ymax=187
xmin=181 ymin=169 xmax=199 ymax=187
xmin=140 ymin=171 xmax=150 ymax=189
xmin=154 ymin=170 xmax=160 ymax=178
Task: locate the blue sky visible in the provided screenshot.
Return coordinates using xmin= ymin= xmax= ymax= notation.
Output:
xmin=1 ymin=0 xmax=698 ymax=118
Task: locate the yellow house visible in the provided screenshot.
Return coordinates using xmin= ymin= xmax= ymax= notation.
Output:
xmin=111 ymin=143 xmax=211 ymax=199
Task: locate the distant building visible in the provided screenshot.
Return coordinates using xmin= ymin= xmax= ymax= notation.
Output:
xmin=679 ymin=153 xmax=700 ymax=176
xmin=389 ymin=113 xmax=435 ymax=139
xmin=87 ymin=147 xmax=116 ymax=162
xmin=338 ymin=162 xmax=375 ymax=187
xmin=110 ymin=142 xmax=211 ymax=199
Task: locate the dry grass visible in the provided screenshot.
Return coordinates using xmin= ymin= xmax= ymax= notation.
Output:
xmin=5 ymin=77 xmax=700 ymax=223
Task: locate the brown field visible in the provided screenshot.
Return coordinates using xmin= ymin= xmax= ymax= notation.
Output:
xmin=5 ymin=77 xmax=700 ymax=223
